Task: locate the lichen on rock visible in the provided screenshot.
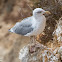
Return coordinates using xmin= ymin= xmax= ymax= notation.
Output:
xmin=19 ymin=41 xmax=62 ymax=62
xmin=58 ymin=46 xmax=62 ymax=60
xmin=53 ymin=17 xmax=62 ymax=42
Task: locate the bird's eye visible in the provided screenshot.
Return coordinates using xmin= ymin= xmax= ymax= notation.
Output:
xmin=37 ymin=11 xmax=42 ymax=13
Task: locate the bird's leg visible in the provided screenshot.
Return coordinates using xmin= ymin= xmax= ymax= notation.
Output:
xmin=33 ymin=36 xmax=36 ymax=43
xmin=29 ymin=36 xmax=37 ymax=53
xmin=30 ymin=36 xmax=33 ymax=44
xmin=29 ymin=36 xmax=42 ymax=53
xmin=30 ymin=36 xmax=36 ymax=44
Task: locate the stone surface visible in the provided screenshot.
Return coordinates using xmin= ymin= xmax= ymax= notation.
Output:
xmin=19 ymin=42 xmax=61 ymax=62
xmin=53 ymin=17 xmax=62 ymax=42
xmin=58 ymin=46 xmax=62 ymax=60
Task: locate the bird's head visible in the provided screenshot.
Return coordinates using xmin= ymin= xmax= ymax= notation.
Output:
xmin=33 ymin=8 xmax=51 ymax=17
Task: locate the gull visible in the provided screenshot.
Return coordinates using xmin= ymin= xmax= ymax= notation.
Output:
xmin=9 ymin=8 xmax=50 ymax=43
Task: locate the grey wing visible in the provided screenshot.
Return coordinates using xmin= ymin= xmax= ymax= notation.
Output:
xmin=12 ymin=16 xmax=33 ymax=35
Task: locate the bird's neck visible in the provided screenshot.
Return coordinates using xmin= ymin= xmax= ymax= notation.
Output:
xmin=34 ymin=15 xmax=46 ymax=22
xmin=32 ymin=15 xmax=46 ymax=28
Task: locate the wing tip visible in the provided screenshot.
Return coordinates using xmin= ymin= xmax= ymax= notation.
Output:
xmin=8 ymin=29 xmax=11 ymax=32
xmin=8 ymin=29 xmax=14 ymax=33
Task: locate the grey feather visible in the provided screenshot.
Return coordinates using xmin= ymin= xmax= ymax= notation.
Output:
xmin=11 ymin=16 xmax=34 ymax=35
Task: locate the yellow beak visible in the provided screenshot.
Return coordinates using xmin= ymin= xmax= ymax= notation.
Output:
xmin=44 ymin=11 xmax=51 ymax=14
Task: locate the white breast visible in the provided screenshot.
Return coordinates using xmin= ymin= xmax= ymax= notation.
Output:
xmin=25 ymin=15 xmax=46 ymax=36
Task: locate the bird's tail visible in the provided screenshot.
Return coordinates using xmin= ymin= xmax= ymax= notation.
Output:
xmin=8 ymin=29 xmax=11 ymax=32
xmin=8 ymin=28 xmax=14 ymax=33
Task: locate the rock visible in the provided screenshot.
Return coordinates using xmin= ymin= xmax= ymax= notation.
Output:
xmin=19 ymin=42 xmax=61 ymax=62
xmin=53 ymin=17 xmax=62 ymax=42
xmin=19 ymin=46 xmax=29 ymax=62
xmin=58 ymin=46 xmax=62 ymax=60
xmin=19 ymin=42 xmax=45 ymax=62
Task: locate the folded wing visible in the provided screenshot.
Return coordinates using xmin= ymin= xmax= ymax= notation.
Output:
xmin=11 ymin=16 xmax=34 ymax=35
